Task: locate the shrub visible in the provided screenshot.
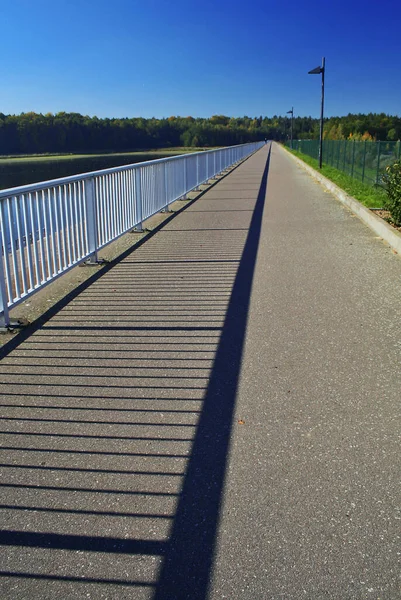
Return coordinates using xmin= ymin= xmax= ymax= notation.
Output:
xmin=382 ymin=162 xmax=401 ymax=225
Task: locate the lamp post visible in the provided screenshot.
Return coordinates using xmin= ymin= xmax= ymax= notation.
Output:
xmin=286 ymin=107 xmax=293 ymax=149
xmin=308 ymin=57 xmax=325 ymax=168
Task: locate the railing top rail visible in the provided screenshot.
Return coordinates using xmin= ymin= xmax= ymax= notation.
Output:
xmin=0 ymin=140 xmax=264 ymax=325
xmin=0 ymin=142 xmax=259 ymax=199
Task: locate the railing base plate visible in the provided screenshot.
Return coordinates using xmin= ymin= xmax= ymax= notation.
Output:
xmin=129 ymin=227 xmax=149 ymax=233
xmin=79 ymin=258 xmax=108 ymax=267
xmin=0 ymin=318 xmax=29 ymax=333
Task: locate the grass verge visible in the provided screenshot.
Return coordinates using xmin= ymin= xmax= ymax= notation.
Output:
xmin=286 ymin=148 xmax=387 ymax=209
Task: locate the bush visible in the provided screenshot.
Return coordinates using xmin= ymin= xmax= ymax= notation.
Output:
xmin=382 ymin=162 xmax=401 ymax=225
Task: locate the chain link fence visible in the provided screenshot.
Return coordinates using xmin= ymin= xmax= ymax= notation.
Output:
xmin=287 ymin=139 xmax=401 ymax=187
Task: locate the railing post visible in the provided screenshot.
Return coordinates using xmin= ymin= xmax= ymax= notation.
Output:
xmin=161 ymin=162 xmax=173 ymax=212
xmin=84 ymin=177 xmax=99 ymax=264
xmin=134 ymin=168 xmax=143 ymax=231
xmin=164 ymin=161 xmax=168 ymax=204
xmin=0 ymin=233 xmax=10 ymax=328
xmin=196 ymin=154 xmax=200 ymax=190
xmin=375 ymin=140 xmax=381 ymax=185
xmin=182 ymin=156 xmax=187 ymax=199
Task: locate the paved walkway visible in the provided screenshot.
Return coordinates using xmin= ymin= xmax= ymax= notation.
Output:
xmin=0 ymin=143 xmax=400 ymax=599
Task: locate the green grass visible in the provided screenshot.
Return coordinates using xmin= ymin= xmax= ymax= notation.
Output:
xmin=287 ymin=148 xmax=387 ymax=209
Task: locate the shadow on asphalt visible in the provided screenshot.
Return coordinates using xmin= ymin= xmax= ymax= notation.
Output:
xmin=153 ymin=147 xmax=271 ymax=600
xmin=0 ymin=147 xmax=271 ymax=599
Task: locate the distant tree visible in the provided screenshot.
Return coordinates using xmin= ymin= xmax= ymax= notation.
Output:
xmin=210 ymin=115 xmax=230 ymax=126
xmin=180 ymin=129 xmax=192 ymax=147
xmin=0 ymin=111 xmax=400 ymax=155
xmin=361 ymin=131 xmax=375 ymax=141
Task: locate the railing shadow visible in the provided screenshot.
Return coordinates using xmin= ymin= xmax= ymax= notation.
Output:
xmin=153 ymin=147 xmax=271 ymax=600
xmin=0 ymin=146 xmax=270 ymax=599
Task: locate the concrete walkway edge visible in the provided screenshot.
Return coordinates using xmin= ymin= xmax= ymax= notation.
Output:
xmin=280 ymin=144 xmax=401 ymax=254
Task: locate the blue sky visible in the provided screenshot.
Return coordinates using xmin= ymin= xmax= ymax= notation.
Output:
xmin=2 ymin=0 xmax=400 ymax=119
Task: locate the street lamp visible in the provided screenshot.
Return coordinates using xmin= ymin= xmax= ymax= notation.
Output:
xmin=308 ymin=57 xmax=325 ymax=168
xmin=286 ymin=107 xmax=294 ymax=149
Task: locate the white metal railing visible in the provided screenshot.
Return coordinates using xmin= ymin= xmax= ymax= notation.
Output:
xmin=0 ymin=141 xmax=264 ymax=326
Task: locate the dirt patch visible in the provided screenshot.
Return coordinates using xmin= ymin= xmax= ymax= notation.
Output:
xmin=370 ymin=209 xmax=401 ymax=232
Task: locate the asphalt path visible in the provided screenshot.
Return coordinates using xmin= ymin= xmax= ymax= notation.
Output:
xmin=0 ymin=143 xmax=400 ymax=599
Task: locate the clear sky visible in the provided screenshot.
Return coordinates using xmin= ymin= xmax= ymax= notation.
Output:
xmin=2 ymin=0 xmax=400 ymax=119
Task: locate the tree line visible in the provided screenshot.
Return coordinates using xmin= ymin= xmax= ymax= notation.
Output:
xmin=0 ymin=111 xmax=400 ymax=155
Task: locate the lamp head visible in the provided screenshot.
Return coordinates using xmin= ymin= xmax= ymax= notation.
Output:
xmin=308 ymin=66 xmax=323 ymax=75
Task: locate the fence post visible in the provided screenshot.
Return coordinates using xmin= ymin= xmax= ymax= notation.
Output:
xmin=134 ymin=168 xmax=143 ymax=231
xmin=362 ymin=141 xmax=367 ymax=182
xmin=84 ymin=177 xmax=99 ymax=264
xmin=343 ymin=140 xmax=347 ymax=172
xmin=0 ymin=234 xmax=10 ymax=328
xmin=351 ymin=140 xmax=356 ymax=178
xmin=375 ymin=140 xmax=381 ymax=185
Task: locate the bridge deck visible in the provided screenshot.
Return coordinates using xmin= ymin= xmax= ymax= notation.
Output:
xmin=1 ymin=143 xmax=400 ymax=599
